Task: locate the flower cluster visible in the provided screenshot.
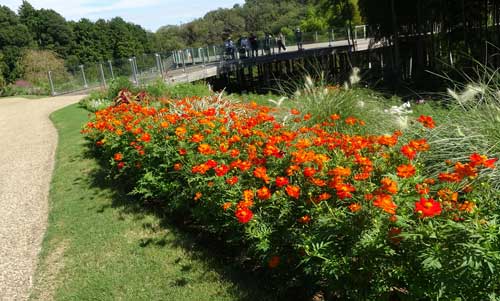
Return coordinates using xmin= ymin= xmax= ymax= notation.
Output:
xmin=82 ymin=93 xmax=498 ymax=298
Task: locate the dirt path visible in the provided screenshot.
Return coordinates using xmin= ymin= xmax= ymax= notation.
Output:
xmin=0 ymin=95 xmax=86 ymax=300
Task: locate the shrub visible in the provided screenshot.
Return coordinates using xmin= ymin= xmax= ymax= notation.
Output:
xmin=18 ymin=49 xmax=68 ymax=87
xmin=82 ymin=91 xmax=499 ymax=300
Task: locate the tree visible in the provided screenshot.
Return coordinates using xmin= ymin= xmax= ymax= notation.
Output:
xmin=0 ymin=5 xmax=33 ymax=82
xmin=19 ymin=2 xmax=74 ymax=56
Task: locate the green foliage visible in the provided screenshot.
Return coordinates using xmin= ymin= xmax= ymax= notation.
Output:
xmin=18 ymin=49 xmax=67 ymax=86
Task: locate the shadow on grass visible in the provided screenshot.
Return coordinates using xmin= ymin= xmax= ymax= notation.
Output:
xmin=84 ymin=154 xmax=314 ymax=301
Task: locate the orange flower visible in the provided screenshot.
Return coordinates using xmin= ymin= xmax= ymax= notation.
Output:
xmin=175 ymin=127 xmax=187 ymax=138
xmin=380 ymin=178 xmax=398 ymax=195
xmin=348 ymin=203 xmax=362 ymax=212
xmin=253 ymin=166 xmax=270 ymax=183
xmin=198 ymin=143 xmax=215 ymax=155
xmin=290 ymin=108 xmax=300 ymax=115
xmin=214 ymin=164 xmax=230 ymax=177
xmin=257 ymin=187 xmax=272 ymax=200
xmin=190 ymin=133 xmax=204 ymax=143
xmin=268 ymin=256 xmax=280 ymax=268
xmin=396 ymin=164 xmax=416 ymax=178
xmin=316 ymin=192 xmax=332 ymax=202
xmin=458 ymin=201 xmax=475 ymax=213
xmin=222 ymin=202 xmax=232 ymax=211
xmin=454 ymin=162 xmax=477 ymax=179
xmin=373 ymin=194 xmax=397 ymax=214
xmin=285 ymin=185 xmax=300 ymax=199
xmin=114 ymin=153 xmax=123 ymax=161
xmin=140 ymin=133 xmax=151 ymax=142
xmin=298 ymin=215 xmax=311 ymax=224
xmin=438 ymin=172 xmax=460 ymax=183
xmin=243 ymin=190 xmax=254 ymax=202
xmin=194 ymin=192 xmax=202 ymax=201
xmin=335 ymin=182 xmax=356 ymax=199
xmin=173 ymin=163 xmax=183 ymax=171
xmin=330 ymin=166 xmax=351 ymax=177
xmin=345 ymin=116 xmax=357 ymax=125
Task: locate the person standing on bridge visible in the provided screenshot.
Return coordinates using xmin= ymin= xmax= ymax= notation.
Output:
xmin=295 ymin=27 xmax=303 ymax=50
xmin=264 ymin=32 xmax=273 ymax=55
xmin=249 ymin=33 xmax=259 ymax=57
xmin=277 ymin=32 xmax=286 ymax=53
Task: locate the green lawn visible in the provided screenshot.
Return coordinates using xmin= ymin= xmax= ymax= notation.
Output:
xmin=31 ymin=103 xmax=276 ymax=301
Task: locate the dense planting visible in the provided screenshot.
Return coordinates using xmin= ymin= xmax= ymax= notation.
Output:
xmin=83 ymin=92 xmax=500 ymax=299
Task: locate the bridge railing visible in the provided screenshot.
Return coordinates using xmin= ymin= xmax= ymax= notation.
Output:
xmin=46 ymin=26 xmax=368 ymax=95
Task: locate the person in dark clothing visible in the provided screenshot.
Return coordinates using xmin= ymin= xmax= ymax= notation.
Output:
xmin=295 ymin=27 xmax=303 ymax=50
xmin=277 ymin=32 xmax=286 ymax=53
xmin=224 ymin=38 xmax=235 ymax=59
xmin=263 ymin=32 xmax=273 ymax=55
xmin=249 ymin=33 xmax=259 ymax=57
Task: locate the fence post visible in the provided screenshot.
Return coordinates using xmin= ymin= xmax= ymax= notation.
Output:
xmin=189 ymin=48 xmax=195 ymax=65
xmin=99 ymin=63 xmax=107 ymax=88
xmin=79 ymin=65 xmax=88 ymax=88
xmin=213 ymin=46 xmax=217 ymax=61
xmin=206 ymin=47 xmax=210 ymax=62
xmin=363 ymin=25 xmax=367 ymax=39
xmin=129 ymin=58 xmax=138 ymax=85
xmin=315 ymin=31 xmax=318 ymax=42
xmin=181 ymin=50 xmax=186 ymax=71
xmin=132 ymin=57 xmax=139 ymax=80
xmin=108 ymin=60 xmax=115 ymax=80
xmin=201 ymin=48 xmax=206 ymax=66
xmin=47 ymin=71 xmax=56 ymax=96
xmin=155 ymin=53 xmax=162 ymax=77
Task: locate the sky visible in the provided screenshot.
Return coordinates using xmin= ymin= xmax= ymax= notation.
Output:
xmin=3 ymin=0 xmax=246 ymax=32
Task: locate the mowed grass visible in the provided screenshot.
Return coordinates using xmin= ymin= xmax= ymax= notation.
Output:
xmin=31 ymin=103 xmax=275 ymax=301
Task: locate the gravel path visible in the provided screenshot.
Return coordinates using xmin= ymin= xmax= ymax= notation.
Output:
xmin=0 ymin=95 xmax=86 ymax=301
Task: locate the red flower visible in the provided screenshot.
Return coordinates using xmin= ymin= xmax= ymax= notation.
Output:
xmin=268 ymin=256 xmax=280 ymax=268
xmin=275 ymin=176 xmax=289 ymax=188
xmin=417 ymin=115 xmax=435 ymax=129
xmin=140 ymin=133 xmax=151 ymax=142
xmin=214 ymin=164 xmax=230 ymax=177
xmin=225 ymin=176 xmax=238 ymax=185
xmin=415 ymin=197 xmax=442 ymax=218
xmin=303 ymin=167 xmax=317 ymax=177
xmin=235 ymin=207 xmax=253 ymax=223
xmin=400 ymin=145 xmax=417 ymax=160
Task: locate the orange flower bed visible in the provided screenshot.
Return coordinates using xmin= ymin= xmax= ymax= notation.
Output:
xmin=82 ymin=94 xmax=499 ymax=299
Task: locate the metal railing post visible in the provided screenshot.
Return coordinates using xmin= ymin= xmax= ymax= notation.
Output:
xmin=99 ymin=63 xmax=107 ymax=88
xmin=206 ymin=46 xmax=210 ymax=62
xmin=155 ymin=53 xmax=161 ymax=75
xmin=129 ymin=58 xmax=138 ymax=85
xmin=108 ymin=60 xmax=115 ymax=80
xmin=79 ymin=65 xmax=88 ymax=88
xmin=181 ymin=51 xmax=186 ymax=71
xmin=47 ymin=71 xmax=56 ymax=96
xmin=315 ymin=31 xmax=318 ymax=42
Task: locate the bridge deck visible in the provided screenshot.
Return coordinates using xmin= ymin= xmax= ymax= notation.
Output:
xmin=165 ymin=39 xmax=372 ymax=84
